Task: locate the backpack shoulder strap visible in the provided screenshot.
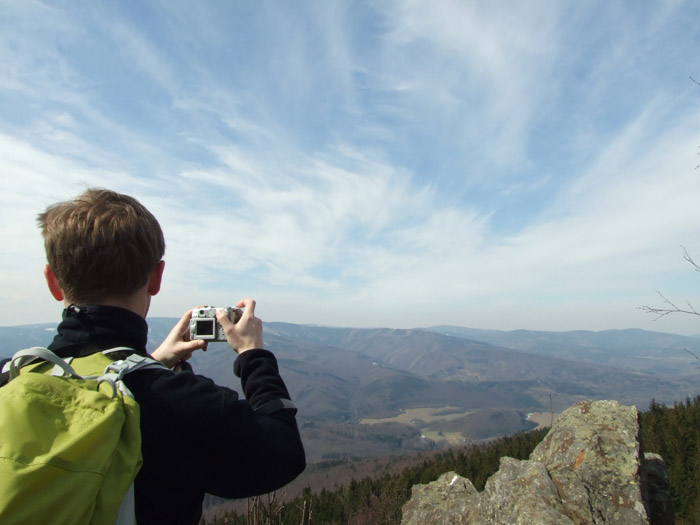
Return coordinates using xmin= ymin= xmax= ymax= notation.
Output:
xmin=0 ymin=358 xmax=10 ymax=387
xmin=3 ymin=346 xmax=167 ymax=388
xmin=98 ymin=351 xmax=167 ymax=399
xmin=8 ymin=347 xmax=81 ymax=380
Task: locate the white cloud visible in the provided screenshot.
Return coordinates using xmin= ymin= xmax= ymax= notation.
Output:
xmin=1 ymin=1 xmax=699 ymax=335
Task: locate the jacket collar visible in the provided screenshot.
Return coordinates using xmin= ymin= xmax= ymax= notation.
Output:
xmin=48 ymin=304 xmax=149 ymax=358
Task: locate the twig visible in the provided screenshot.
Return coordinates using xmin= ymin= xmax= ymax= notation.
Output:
xmin=638 ymin=291 xmax=699 ymax=320
xmin=682 ymin=348 xmax=700 ymax=370
xmin=682 ymin=245 xmax=700 ymax=273
xmin=299 ymin=501 xmax=306 ymax=525
xmin=685 ymin=348 xmax=700 ymax=360
xmin=639 ymin=246 xmax=700 ymax=320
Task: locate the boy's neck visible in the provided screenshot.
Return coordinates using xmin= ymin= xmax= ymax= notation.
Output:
xmin=64 ymin=285 xmax=151 ymax=319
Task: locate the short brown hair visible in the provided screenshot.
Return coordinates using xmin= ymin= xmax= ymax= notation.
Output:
xmin=37 ymin=188 xmax=166 ymax=304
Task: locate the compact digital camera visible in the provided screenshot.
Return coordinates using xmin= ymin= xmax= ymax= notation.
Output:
xmin=189 ymin=306 xmax=242 ymax=342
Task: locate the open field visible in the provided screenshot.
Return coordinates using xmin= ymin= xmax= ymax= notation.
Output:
xmin=360 ymin=406 xmax=477 ymax=426
xmin=526 ymin=412 xmax=560 ymax=430
xmin=421 ymin=430 xmax=467 ymax=445
xmin=361 ymin=406 xmax=479 ymax=445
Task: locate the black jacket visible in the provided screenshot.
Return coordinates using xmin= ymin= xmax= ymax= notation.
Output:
xmin=46 ymin=305 xmax=306 ymax=524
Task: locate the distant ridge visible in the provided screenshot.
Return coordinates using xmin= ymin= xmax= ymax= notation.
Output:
xmin=3 ymin=319 xmax=699 ymax=463
xmin=422 ymin=325 xmax=700 ymax=376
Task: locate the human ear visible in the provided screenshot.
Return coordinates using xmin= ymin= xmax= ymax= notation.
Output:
xmin=147 ymin=260 xmax=165 ymax=296
xmin=44 ymin=264 xmax=65 ymax=301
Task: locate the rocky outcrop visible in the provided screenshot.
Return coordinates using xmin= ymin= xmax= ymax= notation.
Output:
xmin=401 ymin=400 xmax=674 ymax=524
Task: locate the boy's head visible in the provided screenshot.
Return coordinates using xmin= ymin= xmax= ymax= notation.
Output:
xmin=37 ymin=188 xmax=166 ymax=305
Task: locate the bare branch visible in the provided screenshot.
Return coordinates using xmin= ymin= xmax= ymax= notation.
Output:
xmin=639 ymin=291 xmax=700 ymax=320
xmin=685 ymin=348 xmax=700 ymax=361
xmin=639 ymin=246 xmax=700 ymax=321
xmin=682 ymin=245 xmax=700 ymax=273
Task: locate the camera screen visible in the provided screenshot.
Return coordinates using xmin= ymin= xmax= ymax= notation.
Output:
xmin=196 ymin=318 xmax=215 ymax=337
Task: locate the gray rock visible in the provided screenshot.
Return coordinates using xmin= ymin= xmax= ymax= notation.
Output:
xmin=641 ymin=453 xmax=674 ymax=525
xmin=531 ymin=400 xmax=647 ymax=524
xmin=401 ymin=400 xmax=673 ymax=525
xmin=401 ymin=471 xmax=477 ymax=525
xmin=474 ymin=457 xmax=574 ymax=524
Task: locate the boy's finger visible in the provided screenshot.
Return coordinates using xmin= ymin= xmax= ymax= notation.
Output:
xmin=216 ymin=309 xmax=234 ymax=329
xmin=236 ymin=299 xmax=256 ymax=316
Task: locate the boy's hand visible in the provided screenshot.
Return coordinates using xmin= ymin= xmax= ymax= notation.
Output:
xmin=216 ymin=298 xmax=263 ymax=354
xmin=151 ymin=309 xmax=207 ymax=368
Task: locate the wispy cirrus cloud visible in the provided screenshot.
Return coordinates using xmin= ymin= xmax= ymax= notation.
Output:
xmin=0 ymin=1 xmax=699 ymax=334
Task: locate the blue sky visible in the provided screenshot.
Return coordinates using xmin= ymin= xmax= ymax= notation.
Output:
xmin=1 ymin=1 xmax=699 ymax=334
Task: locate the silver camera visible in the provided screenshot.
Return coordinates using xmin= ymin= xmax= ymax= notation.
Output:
xmin=189 ymin=306 xmax=242 ymax=342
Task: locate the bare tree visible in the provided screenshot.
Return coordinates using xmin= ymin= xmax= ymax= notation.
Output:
xmin=639 ymin=246 xmax=700 ymax=320
xmin=640 ymin=78 xmax=700 ymax=323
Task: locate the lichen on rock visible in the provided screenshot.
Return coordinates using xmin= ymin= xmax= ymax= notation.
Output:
xmin=401 ymin=400 xmax=673 ymax=525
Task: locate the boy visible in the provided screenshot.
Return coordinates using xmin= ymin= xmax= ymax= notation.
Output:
xmin=33 ymin=188 xmax=305 ymax=524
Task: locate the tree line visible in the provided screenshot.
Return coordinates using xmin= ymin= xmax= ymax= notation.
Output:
xmin=642 ymin=395 xmax=700 ymax=523
xmin=203 ymin=397 xmax=700 ymax=524
xmin=202 ymin=428 xmax=547 ymax=524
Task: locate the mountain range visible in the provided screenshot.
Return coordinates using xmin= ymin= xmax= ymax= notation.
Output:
xmin=2 ymin=320 xmax=699 ymax=463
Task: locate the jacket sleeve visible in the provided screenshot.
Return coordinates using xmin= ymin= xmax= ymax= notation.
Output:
xmin=235 ymin=349 xmax=296 ymax=413
xmin=219 ymin=349 xmax=306 ymax=495
xmin=127 ymin=348 xmax=305 ymax=501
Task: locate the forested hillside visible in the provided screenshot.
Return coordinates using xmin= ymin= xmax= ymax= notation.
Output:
xmin=203 ymin=397 xmax=700 ymax=525
xmin=642 ymin=395 xmax=700 ymax=523
xmin=10 ymin=321 xmax=697 ymax=467
xmin=202 ymin=428 xmax=547 ymax=524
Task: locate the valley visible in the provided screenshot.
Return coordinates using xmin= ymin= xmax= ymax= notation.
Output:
xmin=2 ymin=320 xmax=698 ymax=465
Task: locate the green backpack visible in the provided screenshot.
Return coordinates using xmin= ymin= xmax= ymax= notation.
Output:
xmin=0 ymin=347 xmax=166 ymax=524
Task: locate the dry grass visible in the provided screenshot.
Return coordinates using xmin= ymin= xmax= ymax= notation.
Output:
xmin=360 ymin=406 xmax=477 ymax=426
xmin=526 ymin=411 xmax=560 ymax=430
